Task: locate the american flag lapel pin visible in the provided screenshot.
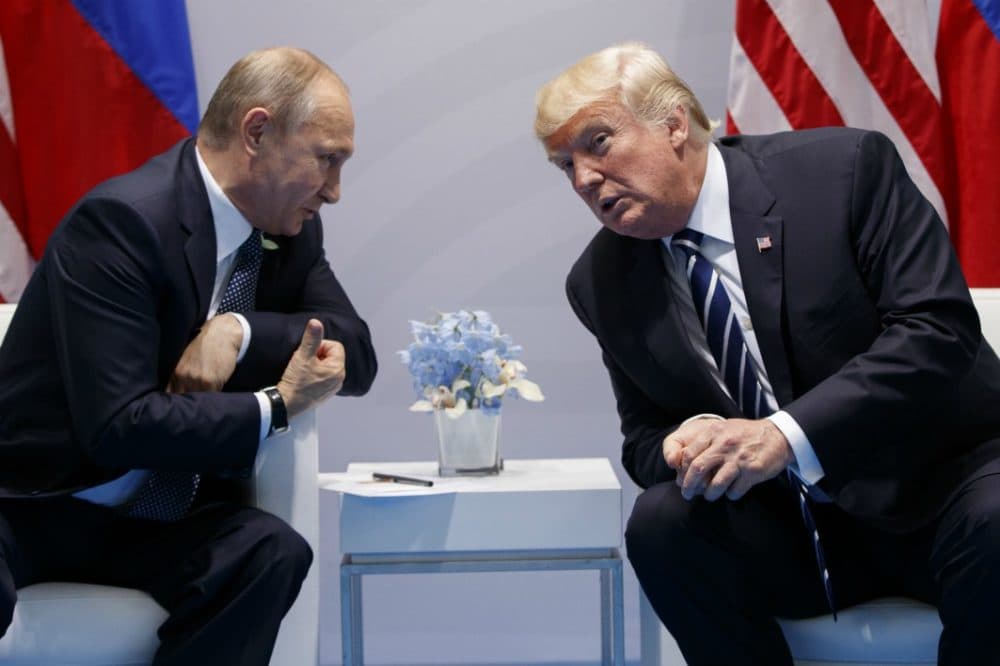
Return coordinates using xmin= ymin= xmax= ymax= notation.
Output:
xmin=756 ymin=235 xmax=773 ymax=253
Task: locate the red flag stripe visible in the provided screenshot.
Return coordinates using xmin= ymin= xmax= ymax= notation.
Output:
xmin=726 ymin=110 xmax=740 ymax=136
xmin=735 ymin=0 xmax=845 ymax=129
xmin=827 ymin=0 xmax=957 ymax=222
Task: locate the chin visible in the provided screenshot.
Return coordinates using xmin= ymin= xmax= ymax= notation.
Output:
xmin=608 ymin=213 xmax=656 ymax=239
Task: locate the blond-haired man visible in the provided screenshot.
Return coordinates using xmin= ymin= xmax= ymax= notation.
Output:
xmin=537 ymin=42 xmax=1000 ymax=665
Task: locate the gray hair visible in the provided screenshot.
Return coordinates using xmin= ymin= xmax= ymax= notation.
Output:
xmin=198 ymin=47 xmax=346 ymax=149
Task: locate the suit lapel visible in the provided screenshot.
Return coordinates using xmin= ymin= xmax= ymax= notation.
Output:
xmin=177 ymin=140 xmax=217 ymax=321
xmin=624 ymin=239 xmax=736 ymax=412
xmin=720 ymin=144 xmax=795 ymax=406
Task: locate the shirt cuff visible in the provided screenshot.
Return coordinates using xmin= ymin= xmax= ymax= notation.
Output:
xmin=680 ymin=413 xmax=725 ymax=427
xmin=228 ymin=312 xmax=252 ymax=362
xmin=254 ymin=390 xmax=272 ymax=442
xmin=768 ymin=410 xmax=825 ymax=485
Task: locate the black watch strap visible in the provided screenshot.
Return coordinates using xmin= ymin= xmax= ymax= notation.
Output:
xmin=263 ymin=386 xmax=289 ymax=436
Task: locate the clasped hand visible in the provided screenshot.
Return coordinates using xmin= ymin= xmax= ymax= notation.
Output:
xmin=168 ymin=313 xmax=244 ymax=393
xmin=169 ymin=316 xmax=346 ymax=417
xmin=662 ymin=417 xmax=794 ymax=501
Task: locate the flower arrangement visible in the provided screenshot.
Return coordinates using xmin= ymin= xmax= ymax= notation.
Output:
xmin=398 ymin=310 xmax=544 ymax=418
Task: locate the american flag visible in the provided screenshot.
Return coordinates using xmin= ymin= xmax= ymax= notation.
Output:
xmin=728 ymin=0 xmax=1000 ymax=286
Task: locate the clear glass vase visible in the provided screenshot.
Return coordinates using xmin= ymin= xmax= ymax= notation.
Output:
xmin=434 ymin=408 xmax=501 ymax=476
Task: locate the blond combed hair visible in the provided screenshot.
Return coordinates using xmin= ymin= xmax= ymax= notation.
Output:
xmin=534 ymin=42 xmax=717 ymax=144
xmin=199 ymin=47 xmax=346 ymax=149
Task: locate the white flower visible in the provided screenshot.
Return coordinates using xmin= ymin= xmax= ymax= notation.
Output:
xmin=409 ymin=379 xmax=471 ymax=418
xmin=481 ymin=360 xmax=545 ymax=402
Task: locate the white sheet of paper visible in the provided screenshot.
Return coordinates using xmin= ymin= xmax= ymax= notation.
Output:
xmin=319 ymin=472 xmax=453 ymax=497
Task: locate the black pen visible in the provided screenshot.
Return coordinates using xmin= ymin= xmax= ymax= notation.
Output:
xmin=372 ymin=472 xmax=434 ymax=487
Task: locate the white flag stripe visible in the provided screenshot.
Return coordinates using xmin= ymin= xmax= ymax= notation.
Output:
xmin=0 ymin=201 xmax=33 ymax=302
xmin=0 ymin=34 xmax=14 ymax=140
xmin=727 ymin=39 xmax=793 ymax=134
xmin=763 ymin=0 xmax=948 ymax=224
xmin=873 ymin=0 xmax=941 ymax=101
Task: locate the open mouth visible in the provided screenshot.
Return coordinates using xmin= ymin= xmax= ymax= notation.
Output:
xmin=599 ymin=196 xmax=620 ymax=214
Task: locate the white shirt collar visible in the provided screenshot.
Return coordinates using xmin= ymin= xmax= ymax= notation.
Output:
xmin=195 ymin=146 xmax=255 ymax=263
xmin=666 ymin=142 xmax=732 ymax=245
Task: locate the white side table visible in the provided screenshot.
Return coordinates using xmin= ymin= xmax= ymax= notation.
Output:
xmin=322 ymin=458 xmax=624 ymax=666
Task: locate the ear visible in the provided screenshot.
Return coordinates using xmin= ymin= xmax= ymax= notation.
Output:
xmin=666 ymin=104 xmax=690 ymax=149
xmin=241 ymin=107 xmax=271 ymax=155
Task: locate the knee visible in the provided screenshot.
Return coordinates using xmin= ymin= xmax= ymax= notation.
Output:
xmin=246 ymin=512 xmax=313 ymax=584
xmin=625 ymin=483 xmax=695 ymax=576
xmin=944 ymin=492 xmax=1000 ymax=564
xmin=0 ymin=579 xmax=13 ymax=638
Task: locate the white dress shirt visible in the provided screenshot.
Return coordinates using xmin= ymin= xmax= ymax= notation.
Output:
xmin=661 ymin=143 xmax=825 ymax=485
xmin=74 ymin=147 xmax=272 ymax=506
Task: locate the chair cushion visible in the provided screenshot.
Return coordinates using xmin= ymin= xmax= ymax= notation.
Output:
xmin=0 ymin=583 xmax=166 ymax=665
xmin=778 ymin=597 xmax=940 ymax=664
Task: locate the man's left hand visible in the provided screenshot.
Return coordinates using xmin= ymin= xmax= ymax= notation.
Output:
xmin=168 ymin=314 xmax=244 ymax=393
xmin=663 ymin=418 xmax=794 ymax=501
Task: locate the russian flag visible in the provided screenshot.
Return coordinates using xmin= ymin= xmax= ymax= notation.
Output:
xmin=0 ymin=0 xmax=197 ymax=302
xmin=937 ymin=0 xmax=1000 ymax=287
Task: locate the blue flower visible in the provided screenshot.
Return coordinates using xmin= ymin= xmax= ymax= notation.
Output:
xmin=399 ymin=309 xmax=544 ymax=415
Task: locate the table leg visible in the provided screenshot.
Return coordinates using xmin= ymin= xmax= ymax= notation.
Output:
xmin=611 ymin=558 xmax=625 ymax=666
xmin=341 ymin=565 xmax=364 ymax=666
xmin=600 ymin=567 xmax=612 ymax=665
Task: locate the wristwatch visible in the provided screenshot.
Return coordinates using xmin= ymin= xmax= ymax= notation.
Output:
xmin=263 ymin=386 xmax=290 ymax=436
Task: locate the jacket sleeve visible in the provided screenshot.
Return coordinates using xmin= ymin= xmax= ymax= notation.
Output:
xmin=567 ymin=277 xmax=676 ymax=489
xmin=781 ymin=131 xmax=981 ymax=491
xmin=228 ymin=219 xmax=377 ymax=397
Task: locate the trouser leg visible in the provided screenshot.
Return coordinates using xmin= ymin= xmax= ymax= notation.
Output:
xmin=928 ymin=473 xmax=1000 ymax=666
xmin=121 ymin=503 xmax=313 ymax=666
xmin=625 ymin=480 xmax=836 ymax=666
xmin=0 ymin=497 xmax=311 ymax=666
xmin=0 ymin=511 xmax=21 ymax=638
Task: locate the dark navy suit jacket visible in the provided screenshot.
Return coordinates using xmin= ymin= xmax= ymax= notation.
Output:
xmin=0 ymin=138 xmax=377 ymax=497
xmin=566 ymin=127 xmax=1000 ymax=532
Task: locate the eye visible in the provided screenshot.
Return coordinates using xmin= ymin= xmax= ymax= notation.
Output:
xmin=590 ymin=133 xmax=609 ymax=153
xmin=558 ymin=159 xmax=574 ymax=178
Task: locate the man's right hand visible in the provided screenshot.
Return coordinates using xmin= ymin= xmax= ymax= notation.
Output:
xmin=276 ymin=319 xmax=346 ymax=416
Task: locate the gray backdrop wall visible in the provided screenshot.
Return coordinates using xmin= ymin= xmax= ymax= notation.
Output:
xmin=185 ymin=2 xmax=735 ymax=663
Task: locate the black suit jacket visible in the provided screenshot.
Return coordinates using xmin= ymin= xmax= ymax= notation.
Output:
xmin=567 ymin=127 xmax=1000 ymax=532
xmin=0 ymin=138 xmax=377 ymax=497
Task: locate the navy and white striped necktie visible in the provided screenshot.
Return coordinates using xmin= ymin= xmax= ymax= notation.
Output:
xmin=671 ymin=227 xmax=836 ymax=617
xmin=126 ymin=229 xmax=263 ymax=522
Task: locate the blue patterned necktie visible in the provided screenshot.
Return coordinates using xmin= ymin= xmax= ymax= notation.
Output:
xmin=671 ymin=228 xmax=836 ymax=617
xmin=126 ymin=229 xmax=264 ymax=522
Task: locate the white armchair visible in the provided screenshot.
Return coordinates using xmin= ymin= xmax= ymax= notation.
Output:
xmin=0 ymin=303 xmax=319 ymax=666
xmin=641 ymin=288 xmax=1000 ymax=666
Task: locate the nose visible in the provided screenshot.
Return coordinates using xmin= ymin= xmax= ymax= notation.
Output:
xmin=572 ymin=159 xmax=602 ymax=194
xmin=319 ymin=167 xmax=341 ymax=204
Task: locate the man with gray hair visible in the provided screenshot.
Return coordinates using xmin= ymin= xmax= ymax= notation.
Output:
xmin=0 ymin=47 xmax=376 ymax=663
xmin=537 ymin=42 xmax=1000 ymax=664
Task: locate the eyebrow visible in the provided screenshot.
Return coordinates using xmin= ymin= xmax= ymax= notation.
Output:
xmin=546 ymin=119 xmax=608 ymax=164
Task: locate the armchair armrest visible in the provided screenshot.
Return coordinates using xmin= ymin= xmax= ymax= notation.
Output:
xmin=251 ymin=409 xmax=319 ymax=666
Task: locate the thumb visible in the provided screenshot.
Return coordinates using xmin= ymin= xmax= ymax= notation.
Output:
xmin=297 ymin=319 xmax=325 ymax=357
